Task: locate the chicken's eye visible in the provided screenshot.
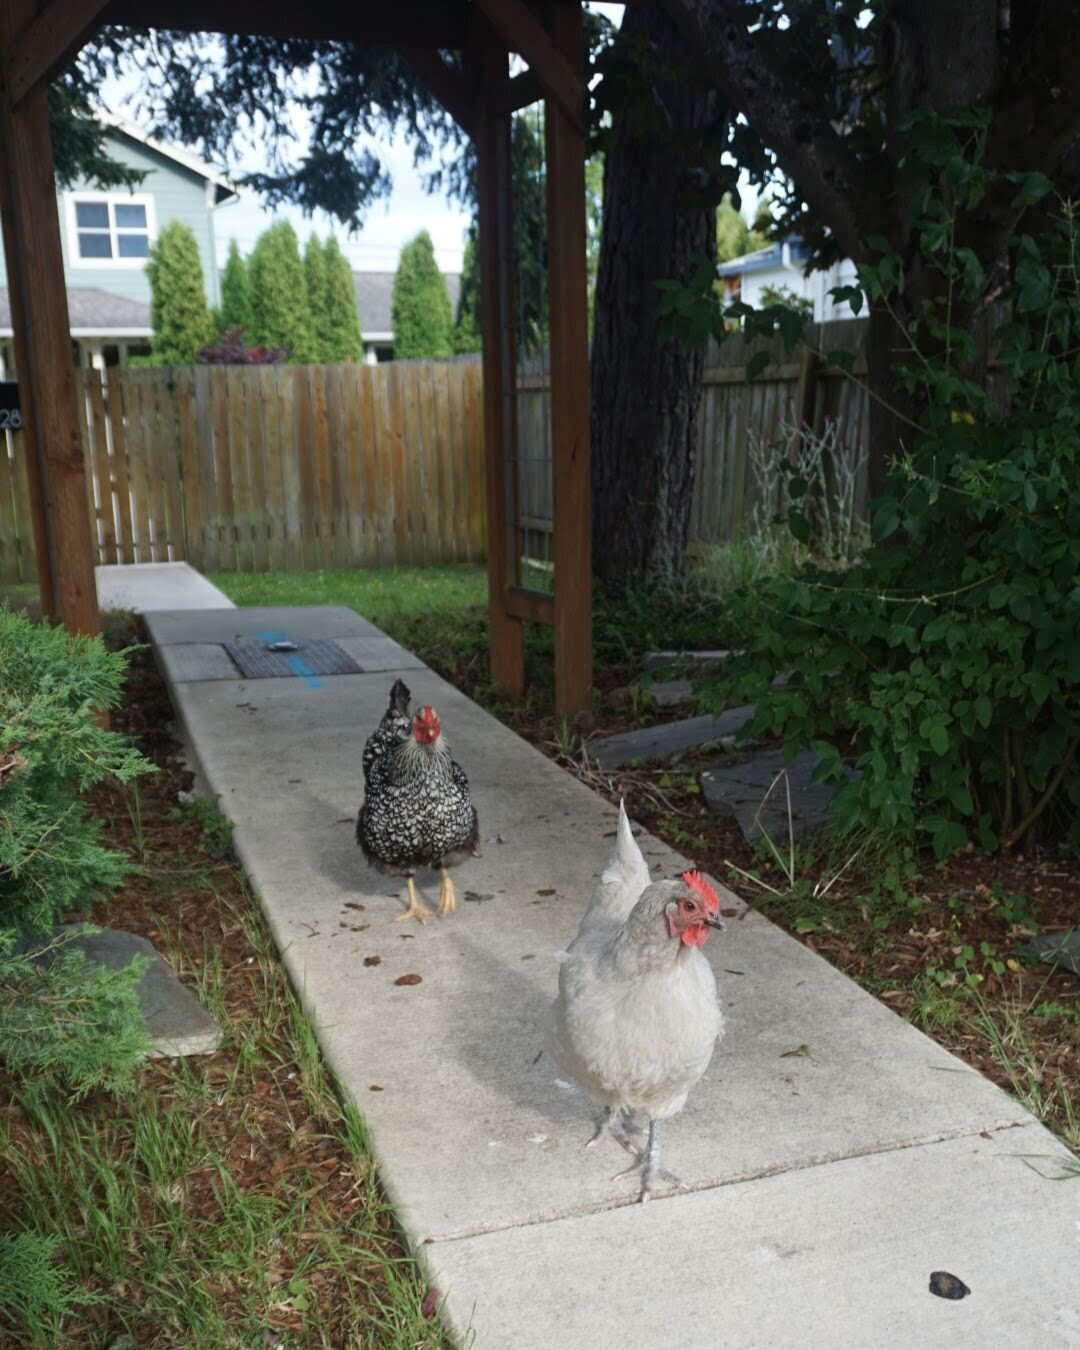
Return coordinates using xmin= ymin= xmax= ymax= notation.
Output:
xmin=680 ymin=898 xmax=694 ymax=911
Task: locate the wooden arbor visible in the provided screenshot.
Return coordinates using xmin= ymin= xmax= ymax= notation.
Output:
xmin=0 ymin=0 xmax=592 ymax=713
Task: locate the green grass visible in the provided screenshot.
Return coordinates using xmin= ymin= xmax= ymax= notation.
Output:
xmin=209 ymin=565 xmax=488 ymax=632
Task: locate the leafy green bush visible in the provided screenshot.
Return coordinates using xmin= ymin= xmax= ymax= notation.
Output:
xmin=0 ymin=609 xmax=153 ymax=1094
xmin=699 ymin=115 xmax=1080 ymax=858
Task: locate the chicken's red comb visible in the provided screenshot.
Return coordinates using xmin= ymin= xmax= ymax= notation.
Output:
xmin=681 ymin=870 xmax=719 ymax=914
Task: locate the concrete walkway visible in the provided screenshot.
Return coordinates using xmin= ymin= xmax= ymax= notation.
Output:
xmin=97 ymin=561 xmax=235 ymax=613
xmin=144 ymin=602 xmax=1080 ymax=1350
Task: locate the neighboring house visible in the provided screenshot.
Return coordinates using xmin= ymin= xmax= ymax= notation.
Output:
xmin=352 ymin=270 xmax=463 ymax=363
xmin=718 ymin=238 xmax=860 ymax=324
xmin=0 ymin=115 xmax=237 ymax=377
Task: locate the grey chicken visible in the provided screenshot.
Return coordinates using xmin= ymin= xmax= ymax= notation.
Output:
xmin=356 ymin=680 xmax=479 ymax=923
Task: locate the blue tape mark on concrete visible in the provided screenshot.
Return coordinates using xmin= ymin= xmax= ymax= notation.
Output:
xmin=255 ymin=630 xmax=323 ymax=689
xmin=286 ymin=654 xmax=323 ymax=689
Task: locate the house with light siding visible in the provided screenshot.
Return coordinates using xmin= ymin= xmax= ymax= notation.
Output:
xmin=717 ymin=238 xmax=861 ymax=323
xmin=0 ymin=116 xmax=237 ymax=375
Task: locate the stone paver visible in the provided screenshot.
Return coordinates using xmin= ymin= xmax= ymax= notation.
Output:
xmin=1015 ymin=930 xmax=1080 ymax=978
xmin=18 ymin=926 xmax=222 ymax=1057
xmin=589 ymin=705 xmax=756 ymax=769
xmin=701 ymin=747 xmax=858 ymax=842
xmin=143 ymin=601 xmax=1080 ymax=1349
xmin=642 ymin=649 xmax=732 ymax=672
xmin=649 ymin=678 xmax=696 ymax=708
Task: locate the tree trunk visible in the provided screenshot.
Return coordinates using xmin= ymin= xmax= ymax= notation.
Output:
xmin=590 ymin=6 xmax=719 ymax=581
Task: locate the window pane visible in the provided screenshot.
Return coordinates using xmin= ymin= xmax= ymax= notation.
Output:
xmin=78 ymin=232 xmax=112 ymax=258
xmin=115 ymin=203 xmax=147 ymax=229
xmin=117 ymin=234 xmax=149 ymax=258
xmin=75 ymin=201 xmax=109 ymax=228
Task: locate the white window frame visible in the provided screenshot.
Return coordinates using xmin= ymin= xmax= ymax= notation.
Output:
xmin=64 ymin=191 xmax=158 ymax=270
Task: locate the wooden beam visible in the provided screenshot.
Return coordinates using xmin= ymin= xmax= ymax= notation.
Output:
xmin=504 ymin=586 xmax=553 ymax=625
xmin=398 ymin=47 xmax=478 ymax=138
xmin=472 ymin=25 xmax=525 ymax=697
xmin=0 ymin=0 xmax=99 ymax=635
xmin=473 ymin=0 xmax=585 ymax=131
xmin=545 ymin=0 xmax=592 ymax=715
xmin=490 ymin=68 xmax=544 ymax=117
xmin=102 ymin=0 xmax=472 ymax=46
xmin=7 ymin=0 xmax=112 ymax=107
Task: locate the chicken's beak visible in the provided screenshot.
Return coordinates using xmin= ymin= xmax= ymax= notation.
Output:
xmin=703 ymin=914 xmax=726 ymax=931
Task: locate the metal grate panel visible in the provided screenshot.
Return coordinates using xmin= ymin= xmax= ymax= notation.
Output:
xmin=223 ymin=637 xmax=363 ymax=680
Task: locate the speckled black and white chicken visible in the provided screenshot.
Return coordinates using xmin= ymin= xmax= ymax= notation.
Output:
xmin=356 ymin=679 xmax=479 ymax=923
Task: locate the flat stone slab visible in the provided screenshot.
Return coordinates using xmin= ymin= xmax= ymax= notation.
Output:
xmin=143 ymin=604 xmax=382 ymax=648
xmin=17 ymin=927 xmax=222 ymax=1057
xmin=701 ymin=748 xmax=857 ymax=842
xmin=96 ymin=562 xmax=235 ymax=613
xmin=643 ymin=649 xmax=732 ymax=672
xmin=439 ymin=1125 xmax=1080 ymax=1350
xmin=156 ymin=642 xmax=245 ymax=685
xmin=589 ymin=705 xmax=755 ymax=768
xmin=1015 ymin=930 xmax=1080 ymax=978
xmin=649 ymin=679 xmax=696 ymax=708
xmin=334 ymin=635 xmax=426 ymax=672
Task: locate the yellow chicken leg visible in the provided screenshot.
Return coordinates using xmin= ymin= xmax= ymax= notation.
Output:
xmin=438 ymin=867 xmax=457 ymax=916
xmin=396 ymin=876 xmax=434 ymax=924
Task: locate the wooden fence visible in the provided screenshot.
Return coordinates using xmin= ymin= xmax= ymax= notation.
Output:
xmin=0 ymin=360 xmax=487 ymax=583
xmin=515 ymin=318 xmax=872 ymax=562
xmin=0 ymin=322 xmax=873 ymax=585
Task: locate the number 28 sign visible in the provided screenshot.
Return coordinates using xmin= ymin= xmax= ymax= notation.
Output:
xmin=0 ymin=382 xmax=22 ymax=431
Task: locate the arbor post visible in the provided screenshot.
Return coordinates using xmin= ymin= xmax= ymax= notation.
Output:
xmin=0 ymin=0 xmax=100 ymax=634
xmin=473 ymin=26 xmax=525 ymax=696
xmin=546 ymin=0 xmax=592 ymax=714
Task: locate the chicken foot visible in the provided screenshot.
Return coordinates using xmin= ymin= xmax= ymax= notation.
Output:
xmin=612 ymin=1120 xmax=670 ymax=1203
xmin=586 ymin=1106 xmax=638 ymax=1156
xmin=395 ymin=876 xmax=434 ymax=924
xmin=437 ymin=866 xmax=457 ymax=916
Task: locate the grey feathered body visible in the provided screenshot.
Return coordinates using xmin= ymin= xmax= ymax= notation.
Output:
xmin=545 ymin=804 xmax=723 ymax=1121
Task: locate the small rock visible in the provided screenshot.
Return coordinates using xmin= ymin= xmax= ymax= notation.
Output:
xmin=929 ymin=1271 xmax=970 ymax=1300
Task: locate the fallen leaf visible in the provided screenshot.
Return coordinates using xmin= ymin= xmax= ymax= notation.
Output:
xmin=369 ymin=1085 xmax=384 ymax=1092
xmin=363 ymin=956 xmax=381 ymax=967
xmin=780 ymin=1044 xmax=812 ymax=1058
xmin=536 ymin=888 xmax=556 ymax=896
xmin=1006 ymin=958 xmax=1022 ymax=973
xmin=421 ymin=1287 xmax=442 ymax=1319
xmin=395 ymin=973 xmax=422 ymax=986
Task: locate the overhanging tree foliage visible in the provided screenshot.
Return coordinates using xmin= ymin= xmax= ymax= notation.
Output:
xmin=660 ymin=0 xmax=1080 ymax=492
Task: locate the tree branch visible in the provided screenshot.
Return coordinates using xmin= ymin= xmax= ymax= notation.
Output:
xmin=659 ymin=0 xmax=872 ymax=260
